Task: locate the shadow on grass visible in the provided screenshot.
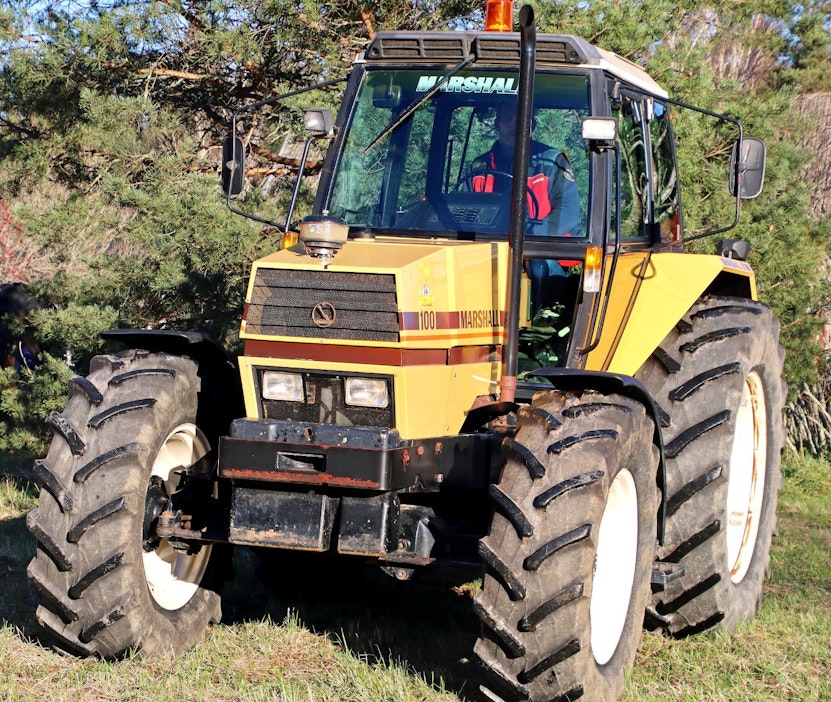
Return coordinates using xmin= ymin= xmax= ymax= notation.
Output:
xmin=1 ymin=451 xmax=483 ymax=699
xmin=0 ymin=468 xmax=41 ymax=642
xmin=221 ymin=547 xmax=484 ymax=700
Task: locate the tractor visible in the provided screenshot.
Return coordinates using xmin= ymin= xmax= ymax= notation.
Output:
xmin=27 ymin=3 xmax=783 ymax=700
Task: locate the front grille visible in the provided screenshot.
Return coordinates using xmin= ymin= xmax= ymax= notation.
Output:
xmin=246 ymin=268 xmax=399 ymax=342
xmin=261 ymin=372 xmax=393 ymax=429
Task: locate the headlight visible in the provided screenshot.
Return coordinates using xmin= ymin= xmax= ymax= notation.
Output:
xmin=262 ymin=371 xmax=304 ymax=402
xmin=344 ymin=377 xmax=389 ymax=408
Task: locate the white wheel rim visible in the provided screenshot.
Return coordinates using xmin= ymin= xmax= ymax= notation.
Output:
xmin=590 ymin=468 xmax=638 ymax=666
xmin=142 ymin=423 xmax=212 ymax=610
xmin=726 ymin=372 xmax=767 ymax=584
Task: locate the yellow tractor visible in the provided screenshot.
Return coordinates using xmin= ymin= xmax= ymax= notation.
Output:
xmin=28 ymin=3 xmax=783 ymax=700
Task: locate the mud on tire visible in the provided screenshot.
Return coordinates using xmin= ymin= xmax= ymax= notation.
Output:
xmin=27 ymin=351 xmax=224 ymax=658
xmin=475 ymin=390 xmax=659 ymax=702
xmin=638 ymin=296 xmax=785 ymax=636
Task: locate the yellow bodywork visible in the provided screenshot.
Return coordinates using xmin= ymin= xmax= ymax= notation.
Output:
xmin=584 ymin=251 xmax=756 ymax=375
xmin=238 ymin=239 xmax=755 ymax=440
xmin=240 ymin=238 xmax=510 ymax=440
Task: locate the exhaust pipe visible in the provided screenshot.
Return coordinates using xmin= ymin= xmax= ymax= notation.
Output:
xmin=499 ymin=4 xmax=536 ymax=403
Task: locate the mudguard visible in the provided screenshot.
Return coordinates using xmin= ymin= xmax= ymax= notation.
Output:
xmin=100 ymin=328 xmax=243 ymax=440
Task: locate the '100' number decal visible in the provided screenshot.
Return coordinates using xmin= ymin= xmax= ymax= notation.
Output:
xmin=402 ymin=310 xmax=503 ymax=331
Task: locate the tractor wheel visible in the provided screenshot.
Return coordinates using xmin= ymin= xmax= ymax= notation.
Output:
xmin=638 ymin=296 xmax=785 ymax=636
xmin=27 ymin=351 xmax=224 ymax=658
xmin=475 ymin=391 xmax=659 ymax=702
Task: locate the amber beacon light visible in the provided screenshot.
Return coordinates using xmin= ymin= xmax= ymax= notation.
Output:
xmin=485 ymin=0 xmax=513 ymax=31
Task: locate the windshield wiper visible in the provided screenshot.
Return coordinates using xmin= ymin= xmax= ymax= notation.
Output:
xmin=363 ymin=54 xmax=477 ymax=154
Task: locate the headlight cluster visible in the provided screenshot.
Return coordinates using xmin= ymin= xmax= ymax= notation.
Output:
xmin=344 ymin=377 xmax=389 ymax=408
xmin=262 ymin=372 xmax=304 ymax=402
xmin=261 ymin=371 xmax=389 ymax=408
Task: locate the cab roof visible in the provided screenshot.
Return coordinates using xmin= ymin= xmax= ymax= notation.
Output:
xmin=362 ymin=30 xmax=668 ymax=99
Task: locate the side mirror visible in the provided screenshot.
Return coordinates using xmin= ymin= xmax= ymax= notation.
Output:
xmin=730 ymin=137 xmax=766 ymax=200
xmin=221 ymin=137 xmax=245 ymax=195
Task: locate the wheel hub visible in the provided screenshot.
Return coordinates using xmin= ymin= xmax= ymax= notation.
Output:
xmin=726 ymin=371 xmax=767 ymax=584
xmin=142 ymin=476 xmax=169 ymax=551
xmin=142 ymin=423 xmax=213 ymax=611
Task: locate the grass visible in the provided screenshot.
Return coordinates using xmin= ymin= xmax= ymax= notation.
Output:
xmin=0 ymin=450 xmax=828 ymax=701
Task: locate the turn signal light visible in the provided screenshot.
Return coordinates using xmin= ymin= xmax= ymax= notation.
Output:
xmin=282 ymin=231 xmax=299 ymax=249
xmin=485 ymin=0 xmax=513 ymax=31
xmin=583 ymin=246 xmax=603 ymax=293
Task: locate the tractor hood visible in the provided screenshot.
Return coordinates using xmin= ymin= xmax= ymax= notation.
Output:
xmin=241 ymin=236 xmax=512 ymax=350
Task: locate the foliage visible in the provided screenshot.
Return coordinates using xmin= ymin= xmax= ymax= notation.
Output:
xmin=0 ymin=0 xmax=830 ymax=447
xmin=0 ymin=200 xmax=32 ymax=282
xmin=784 ymin=373 xmax=831 ymax=455
xmin=789 ymin=0 xmax=831 ymax=92
xmin=0 ymin=354 xmax=71 ymax=453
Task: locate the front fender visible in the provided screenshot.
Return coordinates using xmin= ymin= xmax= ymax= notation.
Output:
xmin=585 ymin=252 xmax=755 ymax=375
xmin=100 ymin=329 xmax=243 ymax=441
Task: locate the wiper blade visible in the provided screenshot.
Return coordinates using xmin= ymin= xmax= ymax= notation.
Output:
xmin=363 ymin=54 xmax=477 ymax=154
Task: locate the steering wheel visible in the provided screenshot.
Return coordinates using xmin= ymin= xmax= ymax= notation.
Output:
xmin=455 ymin=170 xmax=544 ymax=221
xmin=455 ymin=169 xmax=513 ymax=192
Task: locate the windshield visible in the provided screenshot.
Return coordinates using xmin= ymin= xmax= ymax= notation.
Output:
xmin=327 ymin=69 xmax=590 ymax=239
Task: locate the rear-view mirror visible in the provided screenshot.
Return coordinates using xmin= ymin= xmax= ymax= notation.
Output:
xmin=730 ymin=137 xmax=766 ymax=200
xmin=372 ymin=83 xmax=402 ymax=109
xmin=221 ymin=137 xmax=245 ymax=195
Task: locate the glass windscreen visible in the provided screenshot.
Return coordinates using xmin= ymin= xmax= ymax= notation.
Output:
xmin=327 ymin=70 xmax=590 ymax=239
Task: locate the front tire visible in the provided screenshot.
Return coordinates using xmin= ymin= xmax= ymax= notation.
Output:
xmin=27 ymin=351 xmax=224 ymax=657
xmin=638 ymin=296 xmax=785 ymax=635
xmin=474 ymin=391 xmax=659 ymax=702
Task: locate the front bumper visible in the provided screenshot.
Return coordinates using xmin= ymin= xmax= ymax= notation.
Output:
xmin=219 ymin=418 xmax=498 ymax=492
xmin=217 ymin=419 xmax=501 ymax=559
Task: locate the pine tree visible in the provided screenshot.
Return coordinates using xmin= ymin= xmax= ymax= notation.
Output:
xmin=0 ymin=0 xmax=829 ymax=450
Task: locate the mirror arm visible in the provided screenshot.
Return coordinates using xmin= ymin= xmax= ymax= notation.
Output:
xmin=644 ymin=98 xmax=745 ymax=251
xmin=284 ymin=136 xmax=319 ymax=232
xmin=225 ymin=111 xmax=284 ymax=229
xmin=224 ymin=79 xmax=346 ymax=232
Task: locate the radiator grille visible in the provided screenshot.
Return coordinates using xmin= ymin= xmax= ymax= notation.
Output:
xmin=246 ymin=268 xmax=399 ymax=342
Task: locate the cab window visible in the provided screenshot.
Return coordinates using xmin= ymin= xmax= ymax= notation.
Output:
xmin=328 ymin=70 xmax=590 ymax=239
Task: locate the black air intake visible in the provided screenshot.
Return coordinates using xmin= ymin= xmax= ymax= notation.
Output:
xmin=246 ymin=268 xmax=399 ymax=342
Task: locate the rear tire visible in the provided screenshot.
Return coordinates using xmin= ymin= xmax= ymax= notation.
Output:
xmin=475 ymin=391 xmax=659 ymax=702
xmin=27 ymin=351 xmax=224 ymax=657
xmin=638 ymin=296 xmax=785 ymax=635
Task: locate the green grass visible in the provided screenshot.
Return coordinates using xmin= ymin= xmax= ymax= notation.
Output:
xmin=0 ymin=450 xmax=828 ymax=701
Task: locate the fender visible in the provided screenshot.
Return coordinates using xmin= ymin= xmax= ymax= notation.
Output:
xmin=99 ymin=328 xmax=243 ymax=441
xmin=585 ymin=251 xmax=755 ymax=376
xmin=524 ymin=367 xmax=668 ymax=544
